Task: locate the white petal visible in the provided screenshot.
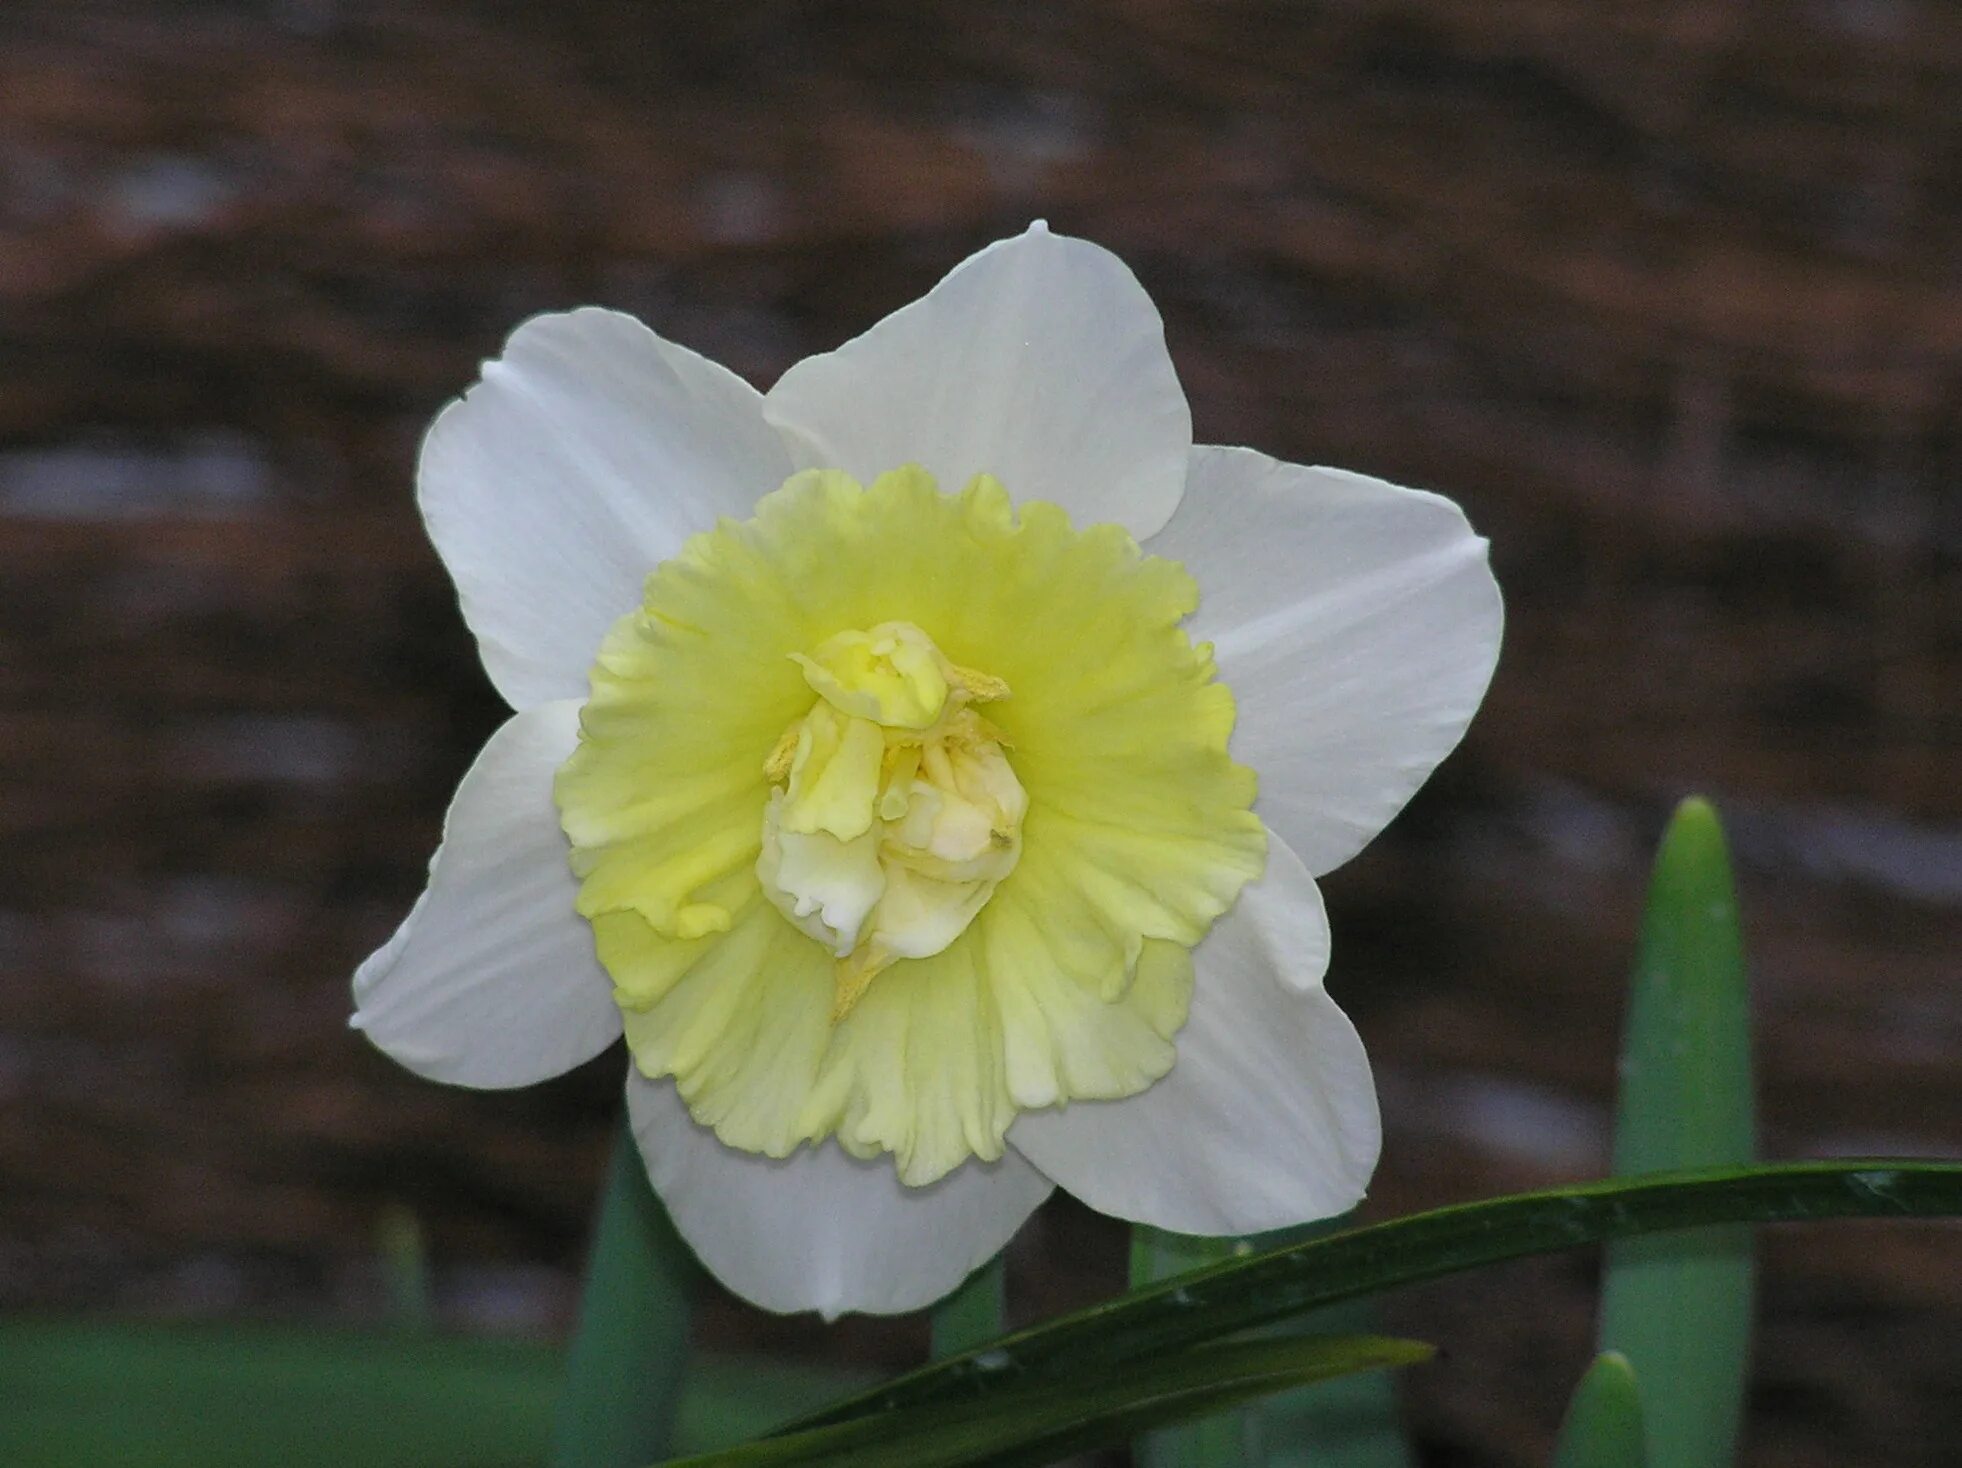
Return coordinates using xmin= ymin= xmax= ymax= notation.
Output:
xmin=627 ymin=1069 xmax=1052 ymax=1318
xmin=763 ymin=223 xmax=1191 ymax=541
xmin=1152 ymin=445 xmax=1503 ymax=876
xmin=1008 ymin=834 xmax=1379 ymax=1235
xmin=419 ymin=309 xmax=795 ymax=710
xmin=351 ymin=700 xmax=621 ymax=1086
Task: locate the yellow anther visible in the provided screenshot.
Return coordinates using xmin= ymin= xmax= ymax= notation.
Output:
xmin=763 ymin=724 xmax=800 ymax=783
xmin=832 ymin=941 xmax=894 ymax=1022
xmin=948 ymin=662 xmax=1010 ymax=704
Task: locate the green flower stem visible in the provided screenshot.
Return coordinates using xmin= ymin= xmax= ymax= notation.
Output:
xmin=931 ymin=1254 xmax=1008 ymax=1359
xmin=551 ymin=1118 xmax=698 ymax=1468
xmin=1600 ymin=798 xmax=1754 ymax=1467
xmin=1131 ymin=1227 xmax=1252 ymax=1468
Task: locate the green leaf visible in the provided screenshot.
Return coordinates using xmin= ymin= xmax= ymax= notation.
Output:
xmin=660 ymin=1335 xmax=1432 ymax=1468
xmin=785 ymin=1160 xmax=1962 ymax=1430
xmin=931 ymin=1255 xmax=1006 ymax=1359
xmin=552 ymin=1117 xmax=699 ymax=1467
xmin=1129 ymin=1221 xmax=1413 ymax=1468
xmin=0 ymin=1318 xmax=870 ymax=1468
xmin=1552 ymin=1353 xmax=1647 ymax=1468
xmin=1600 ymin=798 xmax=1754 ymax=1467
xmin=0 ymin=1317 xmax=559 ymax=1468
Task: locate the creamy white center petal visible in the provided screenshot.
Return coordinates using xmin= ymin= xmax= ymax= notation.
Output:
xmin=755 ymin=620 xmax=1026 ymax=1019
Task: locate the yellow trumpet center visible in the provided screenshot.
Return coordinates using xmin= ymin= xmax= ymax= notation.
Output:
xmin=758 ymin=622 xmax=1027 ymax=1020
xmin=553 ymin=466 xmax=1265 ymax=1186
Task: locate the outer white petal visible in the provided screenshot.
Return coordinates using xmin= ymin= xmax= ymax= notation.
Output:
xmin=419 ymin=309 xmax=795 ymax=711
xmin=627 ymin=1069 xmax=1052 ymax=1318
xmin=762 ymin=223 xmax=1191 ymax=541
xmin=1008 ymin=834 xmax=1379 ymax=1235
xmin=351 ymin=700 xmax=621 ymax=1086
xmin=1151 ymin=445 xmax=1503 ymax=876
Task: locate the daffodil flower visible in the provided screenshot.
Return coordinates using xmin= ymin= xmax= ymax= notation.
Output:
xmin=352 ymin=224 xmax=1502 ymax=1318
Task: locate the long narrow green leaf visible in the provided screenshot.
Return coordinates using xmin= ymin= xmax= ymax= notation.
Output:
xmin=552 ymin=1118 xmax=698 ymax=1467
xmin=785 ymin=1160 xmax=1962 ymax=1430
xmin=1130 ymin=1221 xmax=1413 ymax=1468
xmin=660 ymin=1335 xmax=1432 ymax=1468
xmin=1600 ymin=797 xmax=1754 ymax=1467
xmin=931 ymin=1255 xmax=1006 ymax=1359
xmin=1552 ymin=1353 xmax=1647 ymax=1468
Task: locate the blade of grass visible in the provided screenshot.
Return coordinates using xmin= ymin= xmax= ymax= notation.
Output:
xmin=660 ymin=1335 xmax=1433 ymax=1468
xmin=931 ymin=1255 xmax=1007 ymax=1359
xmin=552 ymin=1117 xmax=698 ymax=1468
xmin=376 ymin=1203 xmax=434 ymax=1334
xmin=1551 ymin=1353 xmax=1647 ymax=1468
xmin=1599 ymin=798 xmax=1754 ymax=1467
xmin=1130 ymin=1220 xmax=1413 ymax=1468
xmin=784 ymin=1159 xmax=1962 ymax=1430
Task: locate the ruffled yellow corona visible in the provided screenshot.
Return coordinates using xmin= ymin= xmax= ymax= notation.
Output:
xmin=554 ymin=466 xmax=1265 ymax=1185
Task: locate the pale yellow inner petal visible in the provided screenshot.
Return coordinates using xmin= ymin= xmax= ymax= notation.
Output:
xmin=554 ymin=466 xmax=1264 ymax=1185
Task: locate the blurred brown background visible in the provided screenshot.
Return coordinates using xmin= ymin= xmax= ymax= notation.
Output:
xmin=2 ymin=2 xmax=1958 ymax=1464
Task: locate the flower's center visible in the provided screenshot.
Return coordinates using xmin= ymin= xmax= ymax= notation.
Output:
xmin=555 ymin=467 xmax=1267 ymax=1184
xmin=755 ymin=621 xmax=1025 ymax=1021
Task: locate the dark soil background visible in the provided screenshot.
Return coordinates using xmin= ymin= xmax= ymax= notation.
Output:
xmin=2 ymin=3 xmax=1958 ymax=1464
